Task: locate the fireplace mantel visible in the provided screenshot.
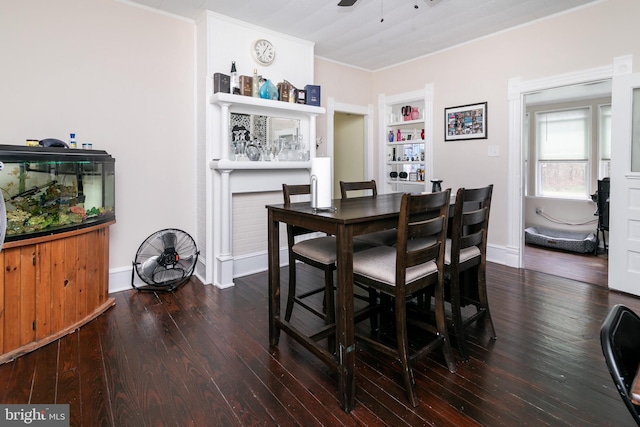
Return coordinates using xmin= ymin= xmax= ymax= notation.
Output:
xmin=207 ymin=94 xmax=326 ymax=288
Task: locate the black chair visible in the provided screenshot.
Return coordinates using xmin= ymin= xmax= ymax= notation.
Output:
xmin=593 ymin=177 xmax=610 ymax=254
xmin=600 ymin=304 xmax=640 ymax=425
xmin=352 ymin=190 xmax=456 ymax=407
xmin=282 ymin=184 xmax=372 ymax=324
xmin=339 ymin=180 xmax=398 ymax=247
xmin=444 ymin=185 xmax=496 ymax=361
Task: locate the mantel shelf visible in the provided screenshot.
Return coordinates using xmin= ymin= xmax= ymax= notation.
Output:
xmin=210 ymin=159 xmax=311 ymax=171
xmin=210 ymin=92 xmax=325 ymax=115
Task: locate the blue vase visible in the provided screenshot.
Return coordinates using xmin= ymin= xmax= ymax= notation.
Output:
xmin=259 ymin=79 xmax=278 ymax=100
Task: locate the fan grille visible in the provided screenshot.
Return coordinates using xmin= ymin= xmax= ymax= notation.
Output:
xmin=132 ymin=228 xmax=198 ymax=291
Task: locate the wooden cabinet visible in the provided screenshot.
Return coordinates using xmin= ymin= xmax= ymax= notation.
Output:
xmin=0 ymin=221 xmax=115 ymax=363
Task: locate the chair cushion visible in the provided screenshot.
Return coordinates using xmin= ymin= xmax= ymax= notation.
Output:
xmin=444 ymin=238 xmax=480 ymax=265
xmin=293 ymin=236 xmax=373 ymax=265
xmin=292 ymin=236 xmax=337 ymax=264
xmin=404 ymin=237 xmax=481 ymax=266
xmin=354 ymin=229 xmax=398 ymax=246
xmin=353 ymin=246 xmax=438 ymax=287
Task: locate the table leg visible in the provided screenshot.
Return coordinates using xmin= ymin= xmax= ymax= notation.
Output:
xmin=335 ymin=225 xmax=355 ymax=412
xmin=268 ymin=209 xmax=280 ymax=347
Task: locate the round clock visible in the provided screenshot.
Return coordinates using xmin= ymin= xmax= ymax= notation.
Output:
xmin=251 ymin=39 xmax=275 ymax=66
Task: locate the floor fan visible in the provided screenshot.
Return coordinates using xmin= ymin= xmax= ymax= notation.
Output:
xmin=131 ymin=228 xmax=199 ymax=292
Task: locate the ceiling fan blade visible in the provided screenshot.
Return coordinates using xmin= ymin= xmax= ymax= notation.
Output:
xmin=338 ymin=0 xmax=358 ymax=6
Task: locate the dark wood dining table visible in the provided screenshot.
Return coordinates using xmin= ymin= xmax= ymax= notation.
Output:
xmin=266 ymin=192 xmax=406 ymax=412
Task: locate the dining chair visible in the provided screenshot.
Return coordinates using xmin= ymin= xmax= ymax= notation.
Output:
xmin=282 ymin=184 xmax=372 ymax=325
xmin=351 ymin=190 xmax=456 ymax=407
xmin=600 ymin=304 xmax=640 ymax=425
xmin=444 ymin=184 xmax=496 ymax=361
xmin=282 ymin=184 xmax=337 ymax=324
xmin=339 ymin=180 xmax=398 ymax=247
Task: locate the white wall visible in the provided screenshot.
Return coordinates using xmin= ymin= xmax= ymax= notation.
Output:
xmin=0 ymin=0 xmax=196 ymax=292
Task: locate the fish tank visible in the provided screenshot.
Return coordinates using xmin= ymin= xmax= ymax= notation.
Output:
xmin=0 ymin=144 xmax=115 ymax=241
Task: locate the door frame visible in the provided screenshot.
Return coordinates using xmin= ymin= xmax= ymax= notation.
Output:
xmin=326 ymin=98 xmax=374 ymax=196
xmin=609 ymin=70 xmax=640 ymax=295
xmin=506 ymin=55 xmax=632 ymax=269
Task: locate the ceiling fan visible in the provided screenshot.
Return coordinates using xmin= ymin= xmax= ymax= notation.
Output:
xmin=338 ymin=0 xmax=436 ymax=6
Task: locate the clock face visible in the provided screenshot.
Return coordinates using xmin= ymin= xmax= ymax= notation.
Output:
xmin=252 ymin=39 xmax=275 ymax=65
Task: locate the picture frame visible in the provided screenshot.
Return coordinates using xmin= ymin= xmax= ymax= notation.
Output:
xmin=445 ymin=102 xmax=488 ymax=141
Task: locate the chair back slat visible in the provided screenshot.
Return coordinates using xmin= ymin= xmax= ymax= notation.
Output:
xmin=282 ymin=184 xmax=317 ymax=239
xmin=450 ymin=185 xmax=493 ymax=264
xmin=396 ymin=190 xmax=450 ymax=279
xmin=459 ymin=230 xmax=484 ymax=251
xmin=283 ymin=184 xmax=311 ymax=203
xmin=340 ymin=180 xmax=377 ymax=199
xmin=461 ymin=208 xmax=486 ymax=228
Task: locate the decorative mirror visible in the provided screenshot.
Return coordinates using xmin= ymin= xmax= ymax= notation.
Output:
xmin=230 ymin=114 xmax=305 ymax=161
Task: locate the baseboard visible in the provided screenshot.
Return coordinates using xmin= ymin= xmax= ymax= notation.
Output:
xmin=108 ymin=266 xmax=136 ymax=294
xmin=109 ymin=244 xmax=512 ymax=294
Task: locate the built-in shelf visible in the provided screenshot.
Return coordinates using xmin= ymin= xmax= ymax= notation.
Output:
xmin=378 ymin=85 xmax=434 ymax=193
xmin=210 ymin=92 xmax=325 ymax=116
xmin=210 ymin=159 xmax=310 ymax=171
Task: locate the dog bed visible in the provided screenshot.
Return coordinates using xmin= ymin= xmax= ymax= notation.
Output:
xmin=525 ymin=226 xmax=597 ymax=254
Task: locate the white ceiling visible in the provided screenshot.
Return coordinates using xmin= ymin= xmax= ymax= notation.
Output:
xmin=127 ymin=0 xmax=601 ymax=71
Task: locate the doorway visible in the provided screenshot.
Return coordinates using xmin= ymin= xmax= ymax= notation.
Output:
xmin=325 ymin=98 xmax=374 ymax=197
xmin=333 ymin=112 xmax=365 ymax=196
xmin=507 ymin=57 xmax=631 ymax=285
xmin=522 ymin=81 xmax=611 ymax=285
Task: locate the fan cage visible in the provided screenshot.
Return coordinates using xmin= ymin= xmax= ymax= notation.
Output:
xmin=132 ymin=228 xmax=199 ymax=292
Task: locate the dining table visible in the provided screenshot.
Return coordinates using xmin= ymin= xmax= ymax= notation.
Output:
xmin=266 ymin=192 xmax=406 ymax=412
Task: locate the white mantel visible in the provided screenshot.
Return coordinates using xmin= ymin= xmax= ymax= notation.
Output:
xmin=208 ymin=93 xmax=325 ymax=288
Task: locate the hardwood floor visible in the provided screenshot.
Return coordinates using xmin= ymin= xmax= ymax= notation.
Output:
xmin=0 ymin=261 xmax=636 ymax=426
xmin=524 ymin=243 xmax=608 ymax=287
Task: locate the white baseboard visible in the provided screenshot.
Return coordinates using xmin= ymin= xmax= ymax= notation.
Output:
xmin=109 ymin=244 xmax=512 ymax=294
xmin=108 ymin=266 xmax=135 ymax=294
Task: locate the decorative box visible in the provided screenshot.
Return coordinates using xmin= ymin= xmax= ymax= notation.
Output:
xmin=213 ymin=73 xmax=230 ymax=94
xmin=296 ymin=89 xmax=306 ymax=105
xmin=240 ymin=75 xmax=253 ymax=96
xmin=304 ymin=85 xmax=321 ymax=106
xmin=278 ymin=81 xmax=292 ymax=102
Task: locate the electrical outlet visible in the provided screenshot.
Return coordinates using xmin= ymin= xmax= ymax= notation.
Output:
xmin=535 ymin=207 xmax=543 ymax=214
xmin=488 ymin=145 xmax=499 ymax=157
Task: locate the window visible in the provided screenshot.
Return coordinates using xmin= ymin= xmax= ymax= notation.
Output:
xmin=599 ymin=104 xmax=611 ymax=178
xmin=535 ymin=108 xmax=590 ymax=199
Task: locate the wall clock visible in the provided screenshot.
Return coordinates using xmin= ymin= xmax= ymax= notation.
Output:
xmin=251 ymin=39 xmax=275 ymax=66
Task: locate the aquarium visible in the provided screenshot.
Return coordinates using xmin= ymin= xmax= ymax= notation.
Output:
xmin=0 ymin=144 xmax=115 ymax=241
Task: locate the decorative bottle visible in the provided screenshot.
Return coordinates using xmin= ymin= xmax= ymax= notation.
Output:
xmin=252 ymin=69 xmax=260 ymax=97
xmin=397 ymin=129 xmax=401 ymax=142
xmin=388 ymin=130 xmax=394 ymax=142
xmin=69 ymin=133 xmax=76 ymax=148
xmin=230 ymin=61 xmax=239 ymax=95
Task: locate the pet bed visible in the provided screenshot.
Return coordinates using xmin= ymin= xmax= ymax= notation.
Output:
xmin=525 ymin=226 xmax=597 ymax=254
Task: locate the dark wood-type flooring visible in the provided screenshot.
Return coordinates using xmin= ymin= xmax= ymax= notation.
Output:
xmin=0 ymin=258 xmax=635 ymax=426
xmin=524 ymin=243 xmax=608 ymax=287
